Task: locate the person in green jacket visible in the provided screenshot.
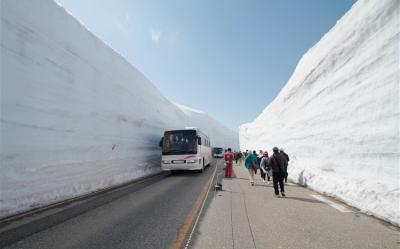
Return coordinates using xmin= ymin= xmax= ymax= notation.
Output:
xmin=244 ymin=151 xmax=258 ymax=186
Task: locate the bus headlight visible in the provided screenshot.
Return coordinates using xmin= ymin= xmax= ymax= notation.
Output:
xmin=187 ymin=159 xmax=197 ymax=163
xmin=162 ymin=160 xmax=171 ymax=164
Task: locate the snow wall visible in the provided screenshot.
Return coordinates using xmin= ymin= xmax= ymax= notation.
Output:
xmin=0 ymin=0 xmax=238 ymax=218
xmin=240 ymin=0 xmax=399 ymax=225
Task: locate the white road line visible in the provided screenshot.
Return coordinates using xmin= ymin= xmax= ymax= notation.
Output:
xmin=310 ymin=194 xmax=352 ymax=213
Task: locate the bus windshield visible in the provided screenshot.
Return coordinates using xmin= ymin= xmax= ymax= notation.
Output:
xmin=162 ymin=130 xmax=197 ymax=155
xmin=214 ymin=147 xmax=223 ymax=154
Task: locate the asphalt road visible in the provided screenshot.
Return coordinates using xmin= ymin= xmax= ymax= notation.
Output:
xmin=0 ymin=159 xmax=222 ymax=249
xmin=3 ymin=159 xmax=397 ymax=249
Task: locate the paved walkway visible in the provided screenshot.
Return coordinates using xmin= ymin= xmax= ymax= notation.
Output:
xmin=192 ymin=163 xmax=400 ymax=249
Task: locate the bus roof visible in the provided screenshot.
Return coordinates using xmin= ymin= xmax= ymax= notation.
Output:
xmin=163 ymin=128 xmax=209 ymax=140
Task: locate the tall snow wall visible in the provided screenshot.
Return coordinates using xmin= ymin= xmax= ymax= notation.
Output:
xmin=0 ymin=0 xmax=238 ymax=218
xmin=175 ymin=103 xmax=239 ymax=149
xmin=240 ymin=0 xmax=399 ymax=225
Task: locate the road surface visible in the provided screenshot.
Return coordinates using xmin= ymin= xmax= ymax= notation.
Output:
xmin=0 ymin=159 xmax=221 ymax=249
xmin=1 ymin=159 xmax=399 ymax=249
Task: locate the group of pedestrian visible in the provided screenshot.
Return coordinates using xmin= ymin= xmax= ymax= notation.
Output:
xmin=224 ymin=147 xmax=290 ymax=198
xmin=233 ymin=151 xmax=243 ymax=166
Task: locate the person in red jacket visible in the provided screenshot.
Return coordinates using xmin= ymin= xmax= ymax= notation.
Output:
xmin=224 ymin=148 xmax=233 ymax=177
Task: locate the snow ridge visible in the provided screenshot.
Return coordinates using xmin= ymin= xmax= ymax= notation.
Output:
xmin=0 ymin=0 xmax=238 ymax=218
xmin=240 ymin=0 xmax=399 ymax=225
xmin=174 ymin=103 xmax=239 ymax=148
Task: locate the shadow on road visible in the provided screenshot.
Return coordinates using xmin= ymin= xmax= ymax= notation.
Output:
xmin=168 ymin=170 xmax=201 ymax=175
xmin=254 ymin=184 xmax=274 ymax=188
xmin=167 ymin=163 xmax=215 ymax=177
xmin=283 ymin=196 xmax=323 ymax=204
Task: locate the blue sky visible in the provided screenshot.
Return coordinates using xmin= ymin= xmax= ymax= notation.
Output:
xmin=56 ymin=0 xmax=356 ymax=130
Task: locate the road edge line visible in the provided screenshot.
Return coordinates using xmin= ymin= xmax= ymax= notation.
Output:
xmin=169 ymin=164 xmax=218 ymax=249
xmin=184 ymin=165 xmax=218 ymax=249
xmin=310 ymin=194 xmax=352 ymax=213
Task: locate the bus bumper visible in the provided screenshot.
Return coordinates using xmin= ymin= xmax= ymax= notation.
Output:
xmin=161 ymin=162 xmax=203 ymax=171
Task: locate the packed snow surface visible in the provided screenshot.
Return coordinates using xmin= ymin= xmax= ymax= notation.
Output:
xmin=240 ymin=0 xmax=399 ymax=225
xmin=0 ymin=0 xmax=238 ymax=218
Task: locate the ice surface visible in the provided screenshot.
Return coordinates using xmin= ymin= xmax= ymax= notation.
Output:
xmin=240 ymin=0 xmax=399 ymax=225
xmin=0 ymin=0 xmax=238 ymax=218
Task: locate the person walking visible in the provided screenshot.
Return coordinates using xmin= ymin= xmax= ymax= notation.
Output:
xmin=234 ymin=151 xmax=239 ymax=165
xmin=224 ymin=148 xmax=233 ymax=178
xmin=258 ymin=150 xmax=264 ymax=162
xmin=252 ymin=150 xmax=259 ymax=174
xmin=280 ymin=148 xmax=290 ymax=183
xmin=244 ymin=151 xmax=258 ymax=186
xmin=269 ymin=147 xmax=286 ymax=197
xmin=257 ymin=150 xmax=263 ymax=173
xmin=238 ymin=151 xmax=243 ymax=166
xmin=259 ymin=151 xmax=270 ymax=184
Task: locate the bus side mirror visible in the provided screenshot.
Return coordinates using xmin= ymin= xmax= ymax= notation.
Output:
xmin=159 ymin=137 xmax=163 ymax=147
xmin=197 ymin=136 xmax=202 ymax=145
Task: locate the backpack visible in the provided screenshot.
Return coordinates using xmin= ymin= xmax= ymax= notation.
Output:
xmin=270 ymin=154 xmax=285 ymax=173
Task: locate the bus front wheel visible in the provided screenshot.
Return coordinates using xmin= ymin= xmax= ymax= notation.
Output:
xmin=198 ymin=158 xmax=205 ymax=173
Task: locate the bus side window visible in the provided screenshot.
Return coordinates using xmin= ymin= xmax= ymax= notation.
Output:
xmin=198 ymin=136 xmax=202 ymax=145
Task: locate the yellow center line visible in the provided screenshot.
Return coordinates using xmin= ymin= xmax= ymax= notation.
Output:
xmin=169 ymin=163 xmax=218 ymax=249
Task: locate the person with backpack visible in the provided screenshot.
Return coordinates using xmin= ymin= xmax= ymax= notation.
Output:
xmin=280 ymin=148 xmax=290 ymax=183
xmin=244 ymin=151 xmax=258 ymax=186
xmin=269 ymin=147 xmax=287 ymax=197
xmin=259 ymin=151 xmax=270 ymax=184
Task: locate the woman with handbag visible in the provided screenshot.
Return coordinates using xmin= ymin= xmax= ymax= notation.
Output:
xmin=244 ymin=151 xmax=258 ymax=186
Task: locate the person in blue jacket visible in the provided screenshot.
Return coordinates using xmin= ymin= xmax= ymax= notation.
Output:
xmin=244 ymin=151 xmax=258 ymax=186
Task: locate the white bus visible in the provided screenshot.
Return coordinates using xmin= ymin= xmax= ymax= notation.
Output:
xmin=159 ymin=127 xmax=212 ymax=173
xmin=212 ymin=147 xmax=224 ymax=158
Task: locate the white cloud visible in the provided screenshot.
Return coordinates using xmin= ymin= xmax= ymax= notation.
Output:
xmin=115 ymin=13 xmax=132 ymax=35
xmin=150 ymin=29 xmax=162 ymax=43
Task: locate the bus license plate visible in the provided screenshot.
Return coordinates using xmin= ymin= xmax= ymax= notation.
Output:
xmin=172 ymin=160 xmax=185 ymax=164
